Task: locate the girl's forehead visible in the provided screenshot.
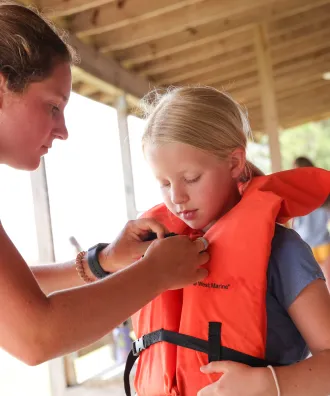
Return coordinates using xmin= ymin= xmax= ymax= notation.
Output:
xmin=145 ymin=142 xmax=223 ymax=175
xmin=146 ymin=142 xmax=206 ymax=159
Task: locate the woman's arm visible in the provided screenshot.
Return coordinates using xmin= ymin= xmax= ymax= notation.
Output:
xmin=31 ymin=218 xmax=173 ymax=294
xmin=0 ymin=223 xmax=208 ymax=366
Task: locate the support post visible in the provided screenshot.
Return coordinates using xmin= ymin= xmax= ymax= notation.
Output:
xmin=254 ymin=23 xmax=282 ymax=172
xmin=30 ymin=157 xmax=55 ymax=263
xmin=116 ymin=95 xmax=138 ymax=220
xmin=30 ymin=158 xmax=73 ymax=395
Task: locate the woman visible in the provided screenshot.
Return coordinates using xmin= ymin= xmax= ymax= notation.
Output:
xmin=0 ymin=2 xmax=209 ymax=366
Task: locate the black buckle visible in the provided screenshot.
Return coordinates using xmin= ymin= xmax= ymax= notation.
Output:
xmin=132 ymin=336 xmax=145 ymax=356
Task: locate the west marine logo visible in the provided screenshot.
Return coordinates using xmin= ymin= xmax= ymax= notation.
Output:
xmin=193 ymin=281 xmax=230 ymax=290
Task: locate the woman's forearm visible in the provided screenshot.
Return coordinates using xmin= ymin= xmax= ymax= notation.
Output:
xmin=31 ymin=249 xmax=122 ymax=294
xmin=20 ymin=257 xmax=164 ymax=365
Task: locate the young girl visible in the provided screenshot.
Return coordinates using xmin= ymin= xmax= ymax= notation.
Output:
xmin=128 ymin=87 xmax=330 ymax=396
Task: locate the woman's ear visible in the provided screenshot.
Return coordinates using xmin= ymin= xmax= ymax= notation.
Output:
xmin=0 ymin=73 xmax=8 ymax=108
xmin=229 ymin=148 xmax=246 ymax=179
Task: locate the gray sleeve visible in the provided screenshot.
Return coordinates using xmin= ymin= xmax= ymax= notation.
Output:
xmin=268 ymin=226 xmax=325 ymax=310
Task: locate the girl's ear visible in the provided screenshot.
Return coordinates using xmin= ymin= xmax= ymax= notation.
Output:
xmin=229 ymin=148 xmax=246 ymax=179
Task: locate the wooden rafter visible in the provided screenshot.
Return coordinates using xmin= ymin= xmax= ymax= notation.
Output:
xmin=251 ymin=99 xmax=330 ymax=132
xmin=155 ymin=25 xmax=330 ymax=85
xmin=39 ymin=0 xmax=115 ymax=18
xmin=113 ymin=1 xmax=330 ymax=68
xmin=134 ymin=31 xmax=253 ymax=76
xmin=133 ymin=3 xmax=330 ymax=77
xmin=247 ymin=78 xmax=330 ymax=109
xmin=96 ymin=0 xmax=268 ymax=52
xmin=21 ymin=0 xmax=330 ymax=130
xmin=222 ymin=64 xmax=330 ymax=106
xmin=69 ymin=35 xmax=151 ymax=100
xmin=248 ymin=85 xmax=330 ymax=122
xmin=71 ymin=0 xmax=205 ymax=38
xmin=193 ymin=47 xmax=330 ymax=92
xmin=95 ymin=0 xmax=329 ymax=52
xmin=115 ymin=22 xmax=252 ymax=67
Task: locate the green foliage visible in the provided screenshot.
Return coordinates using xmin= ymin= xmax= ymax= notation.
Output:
xmin=249 ymin=118 xmax=330 ymax=172
xmin=280 ymin=119 xmax=330 ymax=170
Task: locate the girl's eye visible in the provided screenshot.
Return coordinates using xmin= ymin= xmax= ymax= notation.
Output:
xmin=185 ymin=175 xmax=201 ymax=184
xmin=160 ymin=182 xmax=170 ymax=188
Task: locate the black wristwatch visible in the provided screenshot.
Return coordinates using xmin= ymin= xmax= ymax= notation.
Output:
xmin=87 ymin=243 xmax=110 ymax=279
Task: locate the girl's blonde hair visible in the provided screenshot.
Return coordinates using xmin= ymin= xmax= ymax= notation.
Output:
xmin=141 ymin=86 xmax=263 ymax=181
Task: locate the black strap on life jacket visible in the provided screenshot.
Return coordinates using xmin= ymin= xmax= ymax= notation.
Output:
xmin=124 ymin=322 xmax=272 ymax=396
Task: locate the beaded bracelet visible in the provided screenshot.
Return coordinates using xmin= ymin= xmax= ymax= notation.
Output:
xmin=76 ymin=251 xmax=94 ymax=283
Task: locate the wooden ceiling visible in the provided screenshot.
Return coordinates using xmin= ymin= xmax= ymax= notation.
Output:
xmin=25 ymin=0 xmax=330 ymax=131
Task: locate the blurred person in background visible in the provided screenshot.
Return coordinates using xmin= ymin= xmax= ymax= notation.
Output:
xmin=293 ymin=156 xmax=330 ymax=286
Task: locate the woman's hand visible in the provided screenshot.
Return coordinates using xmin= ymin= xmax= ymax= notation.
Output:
xmin=198 ymin=361 xmax=276 ymax=396
xmin=99 ymin=218 xmax=169 ymax=272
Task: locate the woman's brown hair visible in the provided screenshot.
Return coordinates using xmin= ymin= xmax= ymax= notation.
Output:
xmin=0 ymin=1 xmax=76 ymax=92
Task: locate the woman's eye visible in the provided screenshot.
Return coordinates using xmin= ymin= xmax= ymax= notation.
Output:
xmin=160 ymin=182 xmax=170 ymax=188
xmin=51 ymin=105 xmax=60 ymax=116
xmin=185 ymin=175 xmax=201 ymax=184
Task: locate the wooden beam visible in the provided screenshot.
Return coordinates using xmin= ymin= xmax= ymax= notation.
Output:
xmin=226 ymin=60 xmax=330 ymax=105
xmin=156 ymin=46 xmax=254 ymax=85
xmin=268 ymin=2 xmax=330 ymax=35
xmin=71 ymin=0 xmax=204 ymax=38
xmin=282 ymin=110 xmax=330 ymax=130
xmin=203 ymin=47 xmax=330 ymax=92
xmin=134 ymin=30 xmax=253 ymax=76
xmin=225 ymin=76 xmax=329 ymax=109
xmin=156 ymin=24 xmax=330 ymax=86
xmin=89 ymin=92 xmax=114 ymax=105
xmin=96 ymin=0 xmax=267 ymax=52
xmin=69 ymin=35 xmax=151 ymax=100
xmin=75 ymin=82 xmax=100 ymax=96
xmin=116 ymin=1 xmax=330 ymax=68
xmin=252 ymin=101 xmax=330 ymax=132
xmin=254 ymin=23 xmax=281 ymax=172
xmin=117 ymin=23 xmax=252 ymax=67
xmin=133 ymin=3 xmax=330 ymax=75
xmin=248 ymin=85 xmax=330 ymax=130
xmin=116 ymin=96 xmax=137 ymax=220
xmin=247 ymin=78 xmax=330 ymax=109
xmin=271 ymin=17 xmax=330 ymax=49
xmin=251 ymin=86 xmax=330 ymax=119
xmin=96 ymin=0 xmax=329 ymax=52
xmin=39 ymin=0 xmax=115 ymax=18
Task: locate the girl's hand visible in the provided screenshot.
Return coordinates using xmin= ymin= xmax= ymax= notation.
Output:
xmin=198 ymin=361 xmax=277 ymax=396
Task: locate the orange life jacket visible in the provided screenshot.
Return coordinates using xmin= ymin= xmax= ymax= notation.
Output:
xmin=126 ymin=168 xmax=330 ymax=396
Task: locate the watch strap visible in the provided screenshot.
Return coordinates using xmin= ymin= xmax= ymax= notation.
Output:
xmin=87 ymin=243 xmax=110 ymax=279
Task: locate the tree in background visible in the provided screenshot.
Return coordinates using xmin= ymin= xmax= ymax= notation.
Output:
xmin=248 ymin=118 xmax=330 ymax=173
xmin=280 ymin=119 xmax=330 ymax=170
